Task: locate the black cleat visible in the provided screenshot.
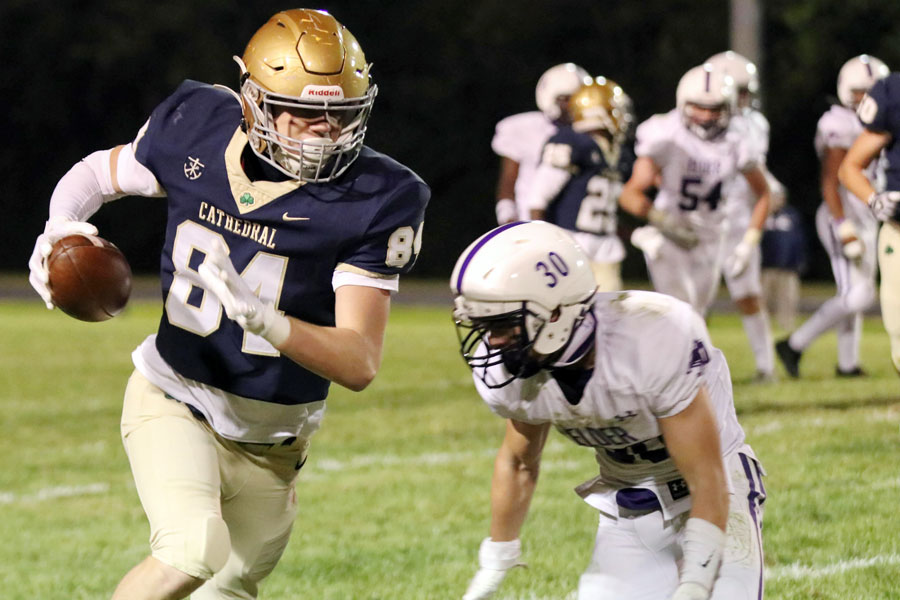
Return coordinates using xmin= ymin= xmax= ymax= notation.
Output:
xmin=836 ymin=366 xmax=867 ymax=378
xmin=776 ymin=339 xmax=801 ymax=378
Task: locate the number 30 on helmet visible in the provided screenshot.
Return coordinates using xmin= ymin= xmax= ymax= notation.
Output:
xmin=450 ymin=221 xmax=597 ymax=388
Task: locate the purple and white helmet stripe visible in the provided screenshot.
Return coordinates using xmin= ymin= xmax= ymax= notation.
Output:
xmin=454 ymin=221 xmax=527 ymax=292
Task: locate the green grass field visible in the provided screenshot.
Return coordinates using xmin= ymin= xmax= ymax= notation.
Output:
xmin=1 ymin=293 xmax=899 ymax=599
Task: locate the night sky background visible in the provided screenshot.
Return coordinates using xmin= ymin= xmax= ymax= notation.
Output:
xmin=3 ymin=0 xmax=900 ymax=282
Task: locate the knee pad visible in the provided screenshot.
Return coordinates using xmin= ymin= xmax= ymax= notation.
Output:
xmin=185 ymin=515 xmax=231 ymax=576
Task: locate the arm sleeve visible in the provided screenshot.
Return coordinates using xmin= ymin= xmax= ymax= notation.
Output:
xmin=527 ymin=162 xmax=572 ymax=210
xmin=48 ymin=134 xmax=164 ymax=222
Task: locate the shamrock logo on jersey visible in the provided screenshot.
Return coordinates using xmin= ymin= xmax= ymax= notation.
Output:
xmin=240 ymin=193 xmax=255 ymax=206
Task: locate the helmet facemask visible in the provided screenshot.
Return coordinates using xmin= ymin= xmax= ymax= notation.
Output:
xmin=682 ymin=102 xmax=730 ymax=140
xmin=453 ymin=295 xmax=594 ymax=389
xmin=238 ymin=59 xmax=377 ymax=183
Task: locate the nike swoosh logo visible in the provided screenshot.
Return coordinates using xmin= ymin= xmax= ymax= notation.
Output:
xmin=282 ymin=212 xmax=310 ymax=221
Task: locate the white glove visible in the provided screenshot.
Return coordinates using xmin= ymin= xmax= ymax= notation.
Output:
xmin=28 ymin=216 xmax=99 ymax=309
xmin=495 ymin=198 xmax=518 ymax=225
xmin=867 ymin=191 xmax=900 ymax=222
xmin=197 ymin=239 xmax=291 ymax=347
xmin=724 ymin=228 xmax=761 ymax=278
xmin=671 ymin=518 xmax=726 ymax=600
xmin=462 ymin=537 xmax=522 ymax=600
xmin=670 ymin=581 xmax=711 ymax=600
xmin=648 ymin=208 xmax=699 ymax=249
xmin=631 ymin=226 xmax=665 ymax=260
xmin=835 ymin=219 xmax=863 ymax=261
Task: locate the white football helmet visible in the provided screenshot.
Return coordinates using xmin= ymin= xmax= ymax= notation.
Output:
xmin=706 ymin=51 xmax=760 ymax=109
xmin=451 ymin=221 xmax=597 ymax=388
xmin=837 ymin=54 xmax=889 ymax=109
xmin=676 ymin=63 xmax=736 ymax=140
xmin=535 ymin=63 xmax=590 ymax=122
xmin=237 ymin=9 xmax=377 ymax=183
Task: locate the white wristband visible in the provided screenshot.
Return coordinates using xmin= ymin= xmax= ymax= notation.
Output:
xmin=478 ymin=537 xmax=521 ymax=570
xmin=261 ymin=307 xmax=292 ymax=348
xmin=679 ymin=518 xmax=726 ymax=591
xmin=495 ymin=198 xmax=518 ymax=224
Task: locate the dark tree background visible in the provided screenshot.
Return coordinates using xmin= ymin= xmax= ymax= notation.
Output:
xmin=2 ymin=0 xmax=899 ymax=281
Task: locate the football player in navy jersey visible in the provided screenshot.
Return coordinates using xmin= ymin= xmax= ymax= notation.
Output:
xmin=526 ymin=77 xmax=634 ymax=292
xmin=840 ymin=71 xmax=900 ymax=374
xmin=27 ymin=9 xmax=429 ymax=600
xmin=491 ymin=63 xmax=590 ymax=225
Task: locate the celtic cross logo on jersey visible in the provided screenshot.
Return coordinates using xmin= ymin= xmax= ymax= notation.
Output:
xmin=183 ymin=156 xmax=205 ymax=180
xmin=240 ymin=193 xmax=255 ymax=206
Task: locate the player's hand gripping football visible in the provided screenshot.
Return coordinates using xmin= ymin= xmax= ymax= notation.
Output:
xmin=647 ymin=208 xmax=699 ymax=249
xmin=462 ymin=538 xmax=523 ymax=600
xmin=28 ymin=216 xmax=98 ymax=309
xmin=198 ymin=239 xmax=291 ymax=347
xmin=835 ymin=218 xmax=863 ymax=262
xmin=867 ymin=191 xmax=900 ymax=222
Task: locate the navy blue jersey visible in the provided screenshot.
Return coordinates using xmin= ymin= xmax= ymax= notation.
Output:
xmin=134 ymin=80 xmax=429 ymax=405
xmin=861 ymin=73 xmax=900 ymax=191
xmin=541 ymin=127 xmax=633 ymax=236
xmin=761 ymin=206 xmax=806 ymax=273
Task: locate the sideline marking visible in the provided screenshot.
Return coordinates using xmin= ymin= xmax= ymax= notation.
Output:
xmin=765 ymin=554 xmax=900 ymax=581
xmin=0 ymin=483 xmax=109 ymax=505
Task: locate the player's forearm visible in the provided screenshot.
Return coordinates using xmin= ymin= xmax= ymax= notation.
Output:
xmin=488 ymin=454 xmax=539 ymax=541
xmin=275 ymin=319 xmax=383 ymax=392
xmin=619 ymin=184 xmax=652 ymax=218
xmin=837 ymin=160 xmax=876 ymax=204
xmin=685 ymin=472 xmax=729 ymax=531
xmin=748 ymin=191 xmax=770 ymax=232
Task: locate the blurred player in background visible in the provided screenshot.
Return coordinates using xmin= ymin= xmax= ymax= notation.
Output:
xmin=706 ymin=51 xmax=777 ymax=382
xmin=776 ymin=55 xmax=889 ymax=378
xmin=453 ymin=221 xmax=766 ymax=600
xmin=840 ymin=69 xmax=900 ymax=374
xmin=620 ymin=63 xmax=770 ymax=321
xmin=491 ymin=63 xmax=589 ymax=225
xmin=526 ymin=77 xmax=635 ymax=291
xmin=27 ymin=9 xmax=429 ymax=600
xmin=760 ymin=179 xmax=807 ymax=331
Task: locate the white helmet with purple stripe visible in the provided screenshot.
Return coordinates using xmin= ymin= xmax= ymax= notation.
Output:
xmin=450 ymin=221 xmax=597 ymax=387
xmin=676 ymin=63 xmax=736 ymax=140
xmin=837 ymin=54 xmax=889 ymax=109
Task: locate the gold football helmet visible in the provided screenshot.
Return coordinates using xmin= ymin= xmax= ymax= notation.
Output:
xmin=236 ymin=9 xmax=377 ymax=182
xmin=569 ymin=76 xmax=630 ymax=142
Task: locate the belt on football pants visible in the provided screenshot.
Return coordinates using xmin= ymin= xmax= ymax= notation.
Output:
xmin=166 ymin=393 xmax=304 ymax=453
xmin=614 ymin=483 xmax=686 ymax=518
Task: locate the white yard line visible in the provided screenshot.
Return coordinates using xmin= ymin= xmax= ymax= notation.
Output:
xmin=0 ymin=482 xmax=109 ymax=505
xmin=765 ymin=554 xmax=900 ymax=581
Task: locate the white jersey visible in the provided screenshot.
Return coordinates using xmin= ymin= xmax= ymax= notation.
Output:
xmin=814 ymin=104 xmax=882 ymax=227
xmin=635 ymin=110 xmax=761 ymax=240
xmin=491 ymin=111 xmax=558 ymax=221
xmin=723 ymin=109 xmax=769 ymax=233
xmin=474 ymin=291 xmax=746 ymax=519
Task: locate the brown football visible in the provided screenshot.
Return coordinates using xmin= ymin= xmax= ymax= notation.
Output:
xmin=47 ymin=234 xmax=133 ymax=322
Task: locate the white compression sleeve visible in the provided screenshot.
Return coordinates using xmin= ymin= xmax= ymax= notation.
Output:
xmin=48 ymin=138 xmax=164 ymax=222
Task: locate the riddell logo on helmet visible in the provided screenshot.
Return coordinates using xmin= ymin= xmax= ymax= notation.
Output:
xmin=302 ymin=86 xmax=345 ymax=100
